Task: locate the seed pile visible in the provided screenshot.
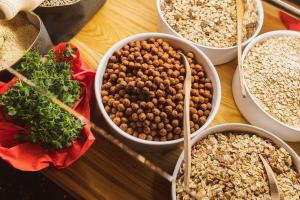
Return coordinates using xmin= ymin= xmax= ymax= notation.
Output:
xmin=101 ymin=38 xmax=213 ymax=141
xmin=176 ymin=132 xmax=300 ymax=199
xmin=161 ymin=0 xmax=258 ymax=48
xmin=0 ymin=13 xmax=38 ymax=69
xmin=41 ymin=0 xmax=79 ymax=6
xmin=244 ymin=36 xmax=300 ymax=129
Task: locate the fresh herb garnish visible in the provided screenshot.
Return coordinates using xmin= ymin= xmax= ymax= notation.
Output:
xmin=0 ymin=49 xmax=83 ymax=150
xmin=65 ymin=43 xmax=77 ymax=58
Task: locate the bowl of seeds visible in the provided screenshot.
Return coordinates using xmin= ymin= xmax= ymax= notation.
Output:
xmin=172 ymin=123 xmax=300 ymax=199
xmin=157 ymin=0 xmax=264 ymax=65
xmin=95 ymin=33 xmax=221 ymax=151
xmin=0 ymin=11 xmax=52 ymax=81
xmin=233 ymin=30 xmax=300 ymax=141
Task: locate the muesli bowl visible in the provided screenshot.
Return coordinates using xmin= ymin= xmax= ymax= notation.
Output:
xmin=172 ymin=123 xmax=300 ymax=199
xmin=156 ymin=0 xmax=264 ymax=65
xmin=232 ymin=30 xmax=300 ymax=142
xmin=95 ymin=33 xmax=221 ymax=152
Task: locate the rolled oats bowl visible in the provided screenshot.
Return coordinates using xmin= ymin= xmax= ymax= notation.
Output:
xmin=233 ymin=30 xmax=300 ymax=142
xmin=172 ymin=123 xmax=300 ymax=200
xmin=157 ymin=0 xmax=264 ymax=65
xmin=95 ymin=33 xmax=221 ymax=151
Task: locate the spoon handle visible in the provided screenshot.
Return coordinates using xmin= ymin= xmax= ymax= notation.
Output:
xmin=180 ymin=53 xmax=192 ymax=190
xmin=259 ymin=154 xmax=281 ymax=200
xmin=264 ymin=0 xmax=300 ymax=19
xmin=236 ymin=0 xmax=246 ymax=98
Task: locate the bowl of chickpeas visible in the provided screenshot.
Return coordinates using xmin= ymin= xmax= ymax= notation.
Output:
xmin=95 ymin=33 xmax=221 ymax=151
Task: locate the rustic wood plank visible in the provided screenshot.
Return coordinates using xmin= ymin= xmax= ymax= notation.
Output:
xmin=43 ymin=1 xmax=300 ymax=200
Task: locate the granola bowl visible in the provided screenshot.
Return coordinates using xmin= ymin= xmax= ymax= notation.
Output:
xmin=233 ymin=30 xmax=300 ymax=142
xmin=157 ymin=0 xmax=264 ymax=65
xmin=172 ymin=123 xmax=300 ymax=199
xmin=95 ymin=32 xmax=221 ymax=152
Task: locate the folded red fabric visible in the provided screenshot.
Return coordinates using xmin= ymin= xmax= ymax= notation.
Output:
xmin=280 ymin=12 xmax=300 ymax=31
xmin=0 ymin=43 xmax=96 ymax=171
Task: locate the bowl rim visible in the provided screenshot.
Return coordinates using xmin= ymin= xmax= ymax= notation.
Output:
xmin=171 ymin=123 xmax=300 ymax=199
xmin=156 ymin=0 xmax=264 ymax=50
xmin=94 ymin=32 xmax=221 ymax=146
xmin=241 ymin=30 xmax=300 ymax=132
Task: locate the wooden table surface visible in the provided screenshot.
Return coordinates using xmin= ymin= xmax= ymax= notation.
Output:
xmin=43 ymin=1 xmax=300 ymax=200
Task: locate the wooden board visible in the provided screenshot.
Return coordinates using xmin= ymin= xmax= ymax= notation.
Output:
xmin=42 ymin=1 xmax=300 ymax=200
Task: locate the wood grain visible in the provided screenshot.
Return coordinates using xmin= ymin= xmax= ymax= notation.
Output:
xmin=42 ymin=1 xmax=300 ymax=200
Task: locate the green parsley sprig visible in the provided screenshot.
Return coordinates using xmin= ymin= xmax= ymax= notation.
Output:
xmin=0 ymin=49 xmax=83 ymax=150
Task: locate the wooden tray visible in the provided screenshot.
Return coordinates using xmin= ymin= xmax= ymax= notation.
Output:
xmin=42 ymin=1 xmax=300 ymax=199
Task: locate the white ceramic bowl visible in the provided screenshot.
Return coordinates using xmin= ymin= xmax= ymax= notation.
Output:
xmin=171 ymin=123 xmax=300 ymax=199
xmin=95 ymin=33 xmax=221 ymax=152
xmin=156 ymin=0 xmax=264 ymax=65
xmin=232 ymin=30 xmax=300 ymax=142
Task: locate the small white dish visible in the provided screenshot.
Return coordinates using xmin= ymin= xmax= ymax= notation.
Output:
xmin=171 ymin=123 xmax=300 ymax=199
xmin=232 ymin=30 xmax=300 ymax=142
xmin=94 ymin=33 xmax=221 ymax=152
xmin=156 ymin=0 xmax=264 ymax=65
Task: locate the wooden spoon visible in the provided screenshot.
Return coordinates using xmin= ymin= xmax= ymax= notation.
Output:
xmin=0 ymin=36 xmax=5 ymax=71
xmin=259 ymin=154 xmax=283 ymax=200
xmin=0 ymin=36 xmax=4 ymax=49
xmin=236 ymin=0 xmax=246 ymax=98
xmin=180 ymin=53 xmax=192 ymax=191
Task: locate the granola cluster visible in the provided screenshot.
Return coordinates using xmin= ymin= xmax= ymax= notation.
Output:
xmin=176 ymin=132 xmax=300 ymax=199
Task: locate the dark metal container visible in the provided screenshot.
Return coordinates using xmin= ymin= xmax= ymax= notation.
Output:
xmin=34 ymin=0 xmax=106 ymax=44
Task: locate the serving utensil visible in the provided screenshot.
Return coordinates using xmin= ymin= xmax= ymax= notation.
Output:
xmin=0 ymin=36 xmax=4 ymax=50
xmin=236 ymin=0 xmax=246 ymax=98
xmin=0 ymin=36 xmax=4 ymax=46
xmin=259 ymin=154 xmax=283 ymax=200
xmin=180 ymin=53 xmax=192 ymax=190
xmin=264 ymin=0 xmax=300 ymax=19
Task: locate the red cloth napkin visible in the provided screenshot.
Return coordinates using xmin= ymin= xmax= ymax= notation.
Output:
xmin=280 ymin=12 xmax=300 ymax=31
xmin=0 ymin=43 xmax=95 ymax=171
